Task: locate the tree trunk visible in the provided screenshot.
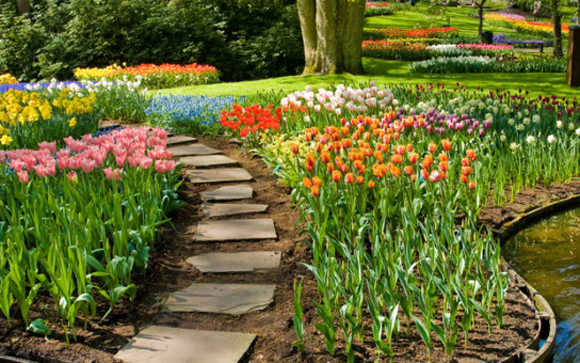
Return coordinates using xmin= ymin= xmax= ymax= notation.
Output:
xmin=297 ymin=0 xmax=319 ymax=74
xmin=478 ymin=5 xmax=484 ymax=36
xmin=16 ymin=0 xmax=30 ymax=15
xmin=297 ymin=0 xmax=366 ymax=75
xmin=551 ymin=0 xmax=564 ymax=58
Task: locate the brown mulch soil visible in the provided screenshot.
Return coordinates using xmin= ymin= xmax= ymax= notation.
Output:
xmin=3 ymin=134 xmax=575 ymax=362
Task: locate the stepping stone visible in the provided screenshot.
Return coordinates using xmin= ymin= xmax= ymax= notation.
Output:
xmin=196 ymin=219 xmax=277 ymax=242
xmin=200 ymin=185 xmax=253 ymax=202
xmin=202 ymin=203 xmax=268 ymax=218
xmin=187 ymin=252 xmax=281 ymax=273
xmin=166 ymin=135 xmax=198 ymax=146
xmin=188 ymin=168 xmax=252 ymax=184
xmin=169 ymin=144 xmax=220 ymax=157
xmin=164 ymin=283 xmax=275 ymax=315
xmin=114 ymin=325 xmax=255 ymax=363
xmin=180 ymin=155 xmax=238 ymax=168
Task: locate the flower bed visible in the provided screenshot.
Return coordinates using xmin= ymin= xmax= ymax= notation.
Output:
xmin=363 ymin=42 xmax=513 ymax=60
xmin=0 ymin=127 xmax=182 ymax=341
xmin=0 ymin=74 xmax=18 ymax=85
xmin=365 ymin=1 xmax=395 ymax=16
xmin=410 ymin=55 xmax=567 ymax=73
xmin=485 ymin=12 xmax=569 ymax=37
xmin=213 ymin=81 xmax=580 ymax=361
xmin=75 ymin=63 xmax=220 ymax=89
xmin=365 ymin=27 xmax=459 ymax=39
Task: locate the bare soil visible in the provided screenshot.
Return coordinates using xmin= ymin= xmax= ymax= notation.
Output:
xmin=1 ymin=135 xmax=570 ymax=362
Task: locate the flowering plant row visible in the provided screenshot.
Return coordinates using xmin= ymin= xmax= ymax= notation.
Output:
xmin=0 ymin=127 xmax=182 ymax=341
xmin=485 ymin=12 xmax=569 ymax=37
xmin=410 ymin=55 xmax=567 ymax=74
xmin=75 ymin=63 xmax=220 ymax=89
xmin=365 ymin=27 xmax=459 ymax=39
xmin=227 ymin=82 xmax=580 ymax=360
xmin=362 ymin=41 xmax=513 ymax=60
xmin=365 ymin=1 xmax=396 ymax=16
xmin=0 ymin=74 xmax=18 ymax=85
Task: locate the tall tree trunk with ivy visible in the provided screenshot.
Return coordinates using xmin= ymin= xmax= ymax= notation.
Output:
xmin=16 ymin=0 xmax=30 ymax=15
xmin=478 ymin=0 xmax=486 ymax=36
xmin=297 ymin=0 xmax=366 ymax=75
xmin=551 ymin=0 xmax=564 ymax=57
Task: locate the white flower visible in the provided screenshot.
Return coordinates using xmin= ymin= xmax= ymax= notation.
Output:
xmin=304 ymin=116 xmax=311 ymax=123
xmin=392 ymin=99 xmax=399 ymax=106
xmin=576 ymin=128 xmax=580 ymax=136
xmin=547 ymin=135 xmax=556 ymax=144
xmin=517 ymin=124 xmax=526 ymax=131
xmin=569 ymin=123 xmax=576 ymax=131
xmin=557 ymin=120 xmax=563 ymax=128
xmin=314 ymin=105 xmax=321 ymax=112
xmin=335 ymin=108 xmax=341 ymax=115
xmin=523 ymin=117 xmax=530 ymax=125
xmin=508 ymin=118 xmax=515 ymax=126
xmin=510 ymin=142 xmax=519 ymax=150
xmin=532 ymin=115 xmax=540 ymax=123
xmin=500 ymin=135 xmax=507 ymax=142
xmin=281 ymin=98 xmax=288 ymax=107
xmin=526 ymin=135 xmax=536 ymax=144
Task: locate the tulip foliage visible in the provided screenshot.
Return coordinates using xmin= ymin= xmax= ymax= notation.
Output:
xmin=247 ymin=82 xmax=580 ymax=360
xmin=0 ymin=127 xmax=183 ymax=342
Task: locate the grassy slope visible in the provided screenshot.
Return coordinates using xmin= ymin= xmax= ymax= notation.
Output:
xmin=160 ymin=6 xmax=579 ymax=98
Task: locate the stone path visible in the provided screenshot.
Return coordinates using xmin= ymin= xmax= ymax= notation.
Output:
xmin=116 ymin=136 xmax=280 ymax=362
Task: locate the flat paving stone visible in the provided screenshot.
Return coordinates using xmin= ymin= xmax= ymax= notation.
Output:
xmin=169 ymin=144 xmax=220 ymax=157
xmin=200 ymin=185 xmax=253 ymax=202
xmin=166 ymin=135 xmax=198 ymax=146
xmin=188 ymin=168 xmax=252 ymax=184
xmin=180 ymin=155 xmax=238 ymax=168
xmin=196 ymin=219 xmax=276 ymax=242
xmin=202 ymin=203 xmax=268 ymax=218
xmin=164 ymin=283 xmax=275 ymax=315
xmin=187 ymin=251 xmax=281 ymax=273
xmin=114 ymin=325 xmax=255 ymax=363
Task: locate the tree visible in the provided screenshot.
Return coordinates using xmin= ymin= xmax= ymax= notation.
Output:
xmin=550 ymin=0 xmax=564 ymax=58
xmin=16 ymin=0 xmax=30 ymax=15
xmin=297 ymin=0 xmax=366 ymax=75
xmin=475 ymin=0 xmax=487 ymax=36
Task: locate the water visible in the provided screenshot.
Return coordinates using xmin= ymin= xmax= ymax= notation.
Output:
xmin=503 ymin=208 xmax=580 ymax=363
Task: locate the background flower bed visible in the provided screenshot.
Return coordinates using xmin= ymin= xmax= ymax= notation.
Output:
xmin=410 ymin=55 xmax=567 ymax=74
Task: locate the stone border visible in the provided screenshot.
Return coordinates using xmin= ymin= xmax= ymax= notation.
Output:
xmin=494 ymin=194 xmax=580 ymax=362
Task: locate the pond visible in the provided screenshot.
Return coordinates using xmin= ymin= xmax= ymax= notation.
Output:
xmin=503 ymin=207 xmax=580 ymax=363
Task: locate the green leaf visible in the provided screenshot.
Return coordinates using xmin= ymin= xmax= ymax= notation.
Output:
xmin=27 ymin=318 xmax=51 ymax=337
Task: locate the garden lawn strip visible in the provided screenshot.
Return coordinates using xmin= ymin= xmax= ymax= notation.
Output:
xmin=201 ymin=203 xmax=269 ymax=218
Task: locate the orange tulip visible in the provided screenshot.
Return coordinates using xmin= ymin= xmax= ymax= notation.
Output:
xmin=356 ymin=175 xmax=364 ymax=185
xmin=439 ymin=161 xmax=448 ymax=172
xmin=460 ymin=174 xmax=468 ymax=183
xmin=394 ymin=145 xmax=406 ymax=155
xmin=469 ymin=181 xmax=476 ymax=190
xmin=327 ymin=163 xmax=334 ymax=173
xmin=428 ymin=142 xmax=437 ymax=153
xmin=391 ymin=154 xmax=403 ymax=164
xmin=420 ymin=168 xmax=429 ymax=180
xmin=461 ymin=166 xmax=471 ymax=176
xmin=368 ymin=180 xmax=376 ymax=188
xmin=421 ymin=154 xmax=433 ymax=169
xmin=290 ymin=143 xmax=299 ymax=155
xmin=411 ymin=174 xmax=418 ymax=181
xmin=332 ymin=170 xmax=342 ymax=182
xmin=311 ymin=185 xmax=320 ymax=196
xmin=341 ymin=164 xmax=349 ymax=173
xmin=407 ymin=144 xmax=414 ymax=152
xmin=466 ymin=149 xmax=477 ymax=161
xmin=404 ymin=165 xmax=414 ymax=176
xmin=441 ymin=139 xmax=452 ymax=151
xmin=438 ymin=153 xmax=448 ymax=162
xmin=390 ymin=166 xmax=401 ymax=177
xmin=408 ymin=152 xmax=419 ymax=163
xmin=312 ymin=176 xmax=323 ymax=187
xmin=345 ymin=173 xmax=355 ymax=183
xmin=303 ymin=177 xmax=313 ymax=188
xmin=462 ymin=157 xmax=470 ymax=166
xmin=320 ymin=152 xmax=331 ymax=164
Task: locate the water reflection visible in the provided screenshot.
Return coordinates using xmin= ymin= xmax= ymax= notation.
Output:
xmin=503 ymin=208 xmax=580 ymax=363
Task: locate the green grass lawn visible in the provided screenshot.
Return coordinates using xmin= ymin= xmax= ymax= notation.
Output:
xmin=160 ymin=58 xmax=577 ymax=99
xmin=159 ymin=7 xmax=579 ymax=99
xmin=364 ymin=5 xmax=517 ymax=36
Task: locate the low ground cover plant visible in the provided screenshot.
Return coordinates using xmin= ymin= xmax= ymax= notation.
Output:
xmin=410 ymin=55 xmax=567 ymax=73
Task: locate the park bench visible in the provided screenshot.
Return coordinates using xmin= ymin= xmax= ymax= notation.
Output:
xmin=493 ymin=34 xmax=553 ymax=53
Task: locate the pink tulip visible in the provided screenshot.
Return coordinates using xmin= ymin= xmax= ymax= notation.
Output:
xmin=11 ymin=160 xmax=25 ymax=172
xmin=17 ymin=170 xmax=29 ymax=183
xmin=139 ymin=157 xmax=153 ymax=169
xmin=153 ymin=128 xmax=168 ymax=140
xmin=38 ymin=141 xmax=57 ymax=153
xmin=80 ymin=158 xmax=95 ymax=173
xmin=115 ymin=154 xmax=127 ymax=167
xmin=34 ymin=165 xmax=47 ymax=177
xmin=67 ymin=172 xmax=77 ymax=184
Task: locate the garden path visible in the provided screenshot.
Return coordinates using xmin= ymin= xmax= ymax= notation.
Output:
xmin=114 ymin=136 xmax=278 ymax=362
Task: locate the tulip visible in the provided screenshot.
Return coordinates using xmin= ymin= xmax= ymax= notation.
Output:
xmin=303 ymin=177 xmax=313 ymax=188
xmin=441 ymin=139 xmax=451 ymax=151
xmin=404 ymin=165 xmax=414 ymax=176
xmin=421 ymin=154 xmax=433 ymax=169
xmin=469 ymin=181 xmax=476 ymax=190
xmin=311 ymin=185 xmax=320 ymax=196
xmin=312 ymin=176 xmax=322 ymax=187
xmin=367 ymin=180 xmax=375 ymax=188
xmin=17 ymin=170 xmax=29 ymax=184
xmin=461 ymin=166 xmax=472 ymax=176
xmin=345 ymin=173 xmax=355 ymax=183
xmin=428 ymin=142 xmax=437 ymax=153
xmin=290 ymin=143 xmax=299 ymax=155
xmin=408 ymin=152 xmax=419 ymax=163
